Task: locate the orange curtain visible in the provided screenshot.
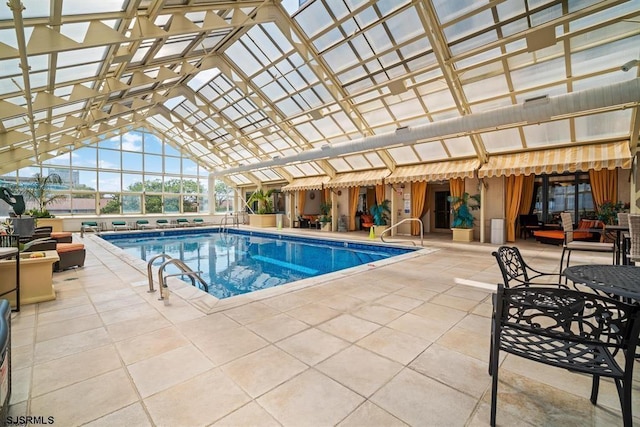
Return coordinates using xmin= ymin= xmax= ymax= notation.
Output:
xmin=449 ymin=178 xmax=464 ymax=210
xmin=323 ymin=188 xmax=330 ymax=204
xmin=298 ymin=190 xmax=306 ymax=216
xmin=589 ymin=169 xmax=617 ymax=210
xmin=506 ymin=175 xmax=524 ymax=242
xmin=518 ymin=175 xmax=535 ymax=215
xmin=517 ymin=175 xmax=535 ymax=237
xmin=348 ymin=186 xmax=359 ymax=231
xmin=411 ymin=181 xmax=428 ymax=235
xmin=375 ymin=184 xmax=385 ymax=205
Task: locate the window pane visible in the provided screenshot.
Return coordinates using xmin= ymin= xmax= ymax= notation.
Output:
xmin=144 ymin=195 xmax=162 ymax=213
xmin=164 ymin=195 xmax=180 ymax=213
xmin=98 ymin=171 xmax=121 ymax=192
xmin=163 ymin=177 xmax=181 ymax=193
xmin=122 ymin=152 xmax=143 ymax=171
xmin=145 ymin=154 xmax=163 ymax=173
xmin=118 ymin=175 xmax=137 ymax=193
xmin=165 ymin=156 xmax=181 ymax=174
xmin=98 ymin=149 xmax=120 ymax=170
xmin=123 ymin=194 xmax=142 ymax=214
xmin=99 ymin=193 xmax=121 ymax=214
xmin=144 ymin=132 xmax=163 ymax=154
xmin=144 ymin=176 xmax=162 ymax=192
xmin=73 ymin=147 xmax=97 ymax=168
xmin=71 ymin=193 xmax=94 ymax=214
xmin=183 ymin=195 xmax=198 ymax=213
xmin=75 ymin=170 xmax=96 ymax=190
xmin=49 ymin=194 xmax=71 ymax=215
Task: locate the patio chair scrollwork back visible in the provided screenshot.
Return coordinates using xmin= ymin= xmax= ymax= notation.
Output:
xmin=492 ymin=246 xmax=564 ymax=288
xmin=489 ymin=284 xmax=640 ymax=427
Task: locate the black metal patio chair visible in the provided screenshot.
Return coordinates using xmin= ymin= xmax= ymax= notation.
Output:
xmin=489 ymin=284 xmax=640 ymax=427
xmin=492 ymin=246 xmax=565 ymax=288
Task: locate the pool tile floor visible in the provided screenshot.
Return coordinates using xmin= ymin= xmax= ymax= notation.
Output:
xmin=8 ymin=229 xmax=639 ymax=426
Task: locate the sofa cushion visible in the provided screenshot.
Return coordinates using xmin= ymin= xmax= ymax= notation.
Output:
xmin=56 ymin=243 xmax=85 ymax=253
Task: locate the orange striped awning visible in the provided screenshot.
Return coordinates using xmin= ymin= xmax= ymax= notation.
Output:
xmin=281 ymin=176 xmax=329 ymax=192
xmin=478 ymin=141 xmax=632 ymax=178
xmin=386 ymin=158 xmax=479 ymax=184
xmin=325 ymin=169 xmax=389 ymax=188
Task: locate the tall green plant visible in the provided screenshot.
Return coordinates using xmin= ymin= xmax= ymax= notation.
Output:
xmin=248 ymin=189 xmax=275 ymax=214
xmin=370 ymin=199 xmax=390 ymax=225
xmin=447 ymin=192 xmax=480 ymax=229
xmin=22 ymin=173 xmax=65 ymax=217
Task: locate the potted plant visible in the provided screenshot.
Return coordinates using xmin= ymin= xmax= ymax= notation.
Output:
xmin=319 ymin=201 xmax=332 ymax=231
xmin=21 ymin=173 xmax=67 ymax=232
xmin=247 ymin=188 xmax=277 ymax=227
xmin=370 ymin=199 xmax=391 ymax=236
xmin=596 ymin=200 xmax=625 ymax=225
xmin=447 ymin=192 xmax=481 ymax=242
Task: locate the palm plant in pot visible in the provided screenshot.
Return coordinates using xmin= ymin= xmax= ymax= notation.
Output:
xmin=370 ymin=199 xmax=391 ymax=236
xmin=247 ymin=188 xmax=277 ymax=227
xmin=447 ymin=192 xmax=480 ymax=242
xmin=319 ymin=201 xmax=332 ymax=231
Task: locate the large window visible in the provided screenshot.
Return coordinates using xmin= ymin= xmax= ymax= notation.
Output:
xmin=1 ymin=129 xmax=208 ymax=216
xmin=533 ymin=173 xmax=594 ymax=224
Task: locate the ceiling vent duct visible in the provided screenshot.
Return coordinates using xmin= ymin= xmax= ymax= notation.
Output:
xmin=219 ymin=78 xmax=640 ymax=175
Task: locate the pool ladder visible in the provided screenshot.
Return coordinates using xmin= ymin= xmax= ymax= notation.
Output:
xmin=146 ymin=254 xmax=209 ymax=300
xmin=218 ymin=212 xmax=241 ymax=233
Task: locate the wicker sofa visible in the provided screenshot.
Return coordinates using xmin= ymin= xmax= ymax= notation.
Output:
xmin=532 ymin=218 xmax=604 ymax=245
xmin=23 ymin=240 xmax=86 ymax=271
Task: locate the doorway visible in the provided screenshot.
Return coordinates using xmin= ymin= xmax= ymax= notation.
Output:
xmin=435 ymin=191 xmax=451 ymax=229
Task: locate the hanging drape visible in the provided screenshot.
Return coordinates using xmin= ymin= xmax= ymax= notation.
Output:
xmin=411 ymin=181 xmax=428 ymax=235
xmin=449 ymin=178 xmax=464 ymax=211
xmin=517 ymin=175 xmax=536 ymax=237
xmin=375 ymin=184 xmax=385 ymax=205
xmin=589 ymin=169 xmax=617 ymax=211
xmin=348 ymin=186 xmax=359 ymax=231
xmin=323 ymin=188 xmax=330 ymax=204
xmin=506 ymin=175 xmax=525 ymax=242
xmin=298 ymin=190 xmax=306 ymax=216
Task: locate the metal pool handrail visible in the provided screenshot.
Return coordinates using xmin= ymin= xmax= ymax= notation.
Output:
xmin=146 ymin=254 xmax=209 ymax=298
xmin=380 ymin=218 xmax=423 ymax=247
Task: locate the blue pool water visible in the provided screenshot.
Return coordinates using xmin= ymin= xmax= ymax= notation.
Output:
xmin=102 ymin=229 xmax=415 ymax=299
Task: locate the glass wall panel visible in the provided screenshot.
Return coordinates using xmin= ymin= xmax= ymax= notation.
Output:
xmin=165 ymin=156 xmax=181 ymax=174
xmin=99 ymin=193 xmax=121 ymax=214
xmin=98 ymin=149 xmax=120 ymax=170
xmin=75 ymin=170 xmax=96 ymax=190
xmin=98 ymin=171 xmax=121 ymax=192
xmin=122 ymin=152 xmax=143 ymax=171
xmin=183 ymin=195 xmax=198 ymax=212
xmin=73 ymin=147 xmax=97 ymax=168
xmin=144 ymin=154 xmax=163 ymax=173
xmin=123 ymin=194 xmax=142 ymax=214
xmin=144 ymin=195 xmax=162 ymax=213
xmin=164 ymin=195 xmax=180 ymax=213
xmin=49 ymin=194 xmax=71 ymax=215
xmin=71 ymin=193 xmax=95 ymax=214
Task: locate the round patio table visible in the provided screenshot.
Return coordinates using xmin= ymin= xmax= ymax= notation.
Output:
xmin=563 ymin=264 xmax=640 ymax=301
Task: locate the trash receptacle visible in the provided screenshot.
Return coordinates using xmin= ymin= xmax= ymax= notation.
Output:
xmin=276 ymin=213 xmax=283 ymax=229
xmin=491 ymin=218 xmax=505 ymax=245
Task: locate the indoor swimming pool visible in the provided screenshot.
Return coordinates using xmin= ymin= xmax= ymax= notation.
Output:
xmin=102 ymin=229 xmax=416 ymax=299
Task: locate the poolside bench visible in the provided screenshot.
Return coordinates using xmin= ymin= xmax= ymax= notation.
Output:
xmin=176 ymin=218 xmax=191 ymax=227
xmin=80 ymin=221 xmax=100 ymax=237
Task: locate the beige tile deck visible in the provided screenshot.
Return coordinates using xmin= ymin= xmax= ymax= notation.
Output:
xmin=7 ymin=228 xmax=639 ymax=426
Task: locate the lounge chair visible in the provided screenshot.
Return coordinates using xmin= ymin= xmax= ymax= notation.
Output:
xmin=80 ymin=221 xmax=100 ymax=236
xmin=136 ymin=219 xmax=154 ymax=230
xmin=111 ymin=221 xmax=130 ymax=231
xmin=192 ymin=218 xmax=205 ymax=226
xmin=156 ymin=219 xmax=171 ymax=228
xmin=176 ymin=218 xmax=191 ymax=227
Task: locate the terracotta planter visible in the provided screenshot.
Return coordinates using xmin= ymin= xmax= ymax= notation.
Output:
xmin=452 ymin=228 xmax=474 ymax=242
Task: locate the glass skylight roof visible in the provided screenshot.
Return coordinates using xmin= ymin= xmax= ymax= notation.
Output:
xmin=0 ymin=0 xmax=638 ymax=184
